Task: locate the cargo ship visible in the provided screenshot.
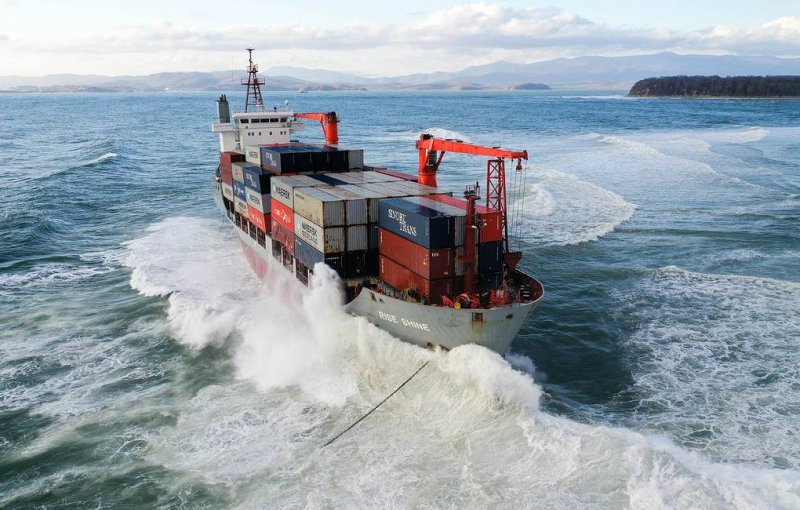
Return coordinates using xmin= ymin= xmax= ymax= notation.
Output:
xmin=211 ymin=50 xmax=543 ymax=353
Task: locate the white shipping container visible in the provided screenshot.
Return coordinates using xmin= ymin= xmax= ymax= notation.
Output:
xmin=318 ymin=186 xmax=368 ymax=225
xmin=293 ymin=187 xmax=345 ymax=227
xmin=294 ymin=214 xmax=345 ymax=253
xmin=244 ymin=145 xmax=261 ymax=166
xmin=271 ymin=176 xmax=315 ymax=208
xmin=234 ymin=197 xmax=249 ymax=216
xmin=222 ymin=183 xmax=234 ymax=201
xmin=246 ymin=188 xmax=271 ymax=213
xmin=346 ymin=225 xmax=369 ymax=250
xmin=363 ymin=171 xmax=407 ymax=183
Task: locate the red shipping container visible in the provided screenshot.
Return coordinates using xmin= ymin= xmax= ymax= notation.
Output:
xmin=270 ymin=222 xmax=295 ymax=255
xmin=379 ymin=255 xmax=453 ymax=305
xmin=220 ymin=165 xmax=233 ymax=186
xmin=219 ymin=151 xmax=245 ymax=173
xmin=375 ymin=168 xmax=417 ymax=181
xmin=427 ymin=194 xmax=503 ymax=243
xmin=247 ymin=205 xmax=271 ymax=234
xmin=378 ymin=228 xmax=453 ymax=279
xmin=271 ymin=198 xmax=294 ymax=231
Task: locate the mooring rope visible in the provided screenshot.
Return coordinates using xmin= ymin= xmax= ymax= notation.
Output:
xmin=323 ymin=360 xmax=430 ymax=447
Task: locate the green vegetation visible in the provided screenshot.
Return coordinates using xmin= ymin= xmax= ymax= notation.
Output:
xmin=628 ymin=76 xmax=800 ymax=97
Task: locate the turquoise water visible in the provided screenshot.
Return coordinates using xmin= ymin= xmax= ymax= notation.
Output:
xmin=1 ymin=90 xmax=799 ymax=508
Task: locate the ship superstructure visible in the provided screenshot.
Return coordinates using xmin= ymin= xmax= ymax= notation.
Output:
xmin=211 ymin=50 xmax=543 ymax=353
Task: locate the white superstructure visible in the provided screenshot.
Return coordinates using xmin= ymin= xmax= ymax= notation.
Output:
xmin=212 ymin=108 xmax=305 ymax=153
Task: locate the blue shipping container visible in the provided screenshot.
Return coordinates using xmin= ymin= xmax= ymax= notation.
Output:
xmin=244 ymin=165 xmax=272 ymax=193
xmin=378 ymin=198 xmax=454 ymax=249
xmin=477 ymin=241 xmax=504 ymax=274
xmin=233 ymin=181 xmax=246 ymax=201
xmin=309 ymin=174 xmax=348 ymax=186
xmin=294 ymin=235 xmax=346 ymax=275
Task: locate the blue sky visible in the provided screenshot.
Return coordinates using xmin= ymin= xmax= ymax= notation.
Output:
xmin=1 ymin=1 xmax=799 ymax=76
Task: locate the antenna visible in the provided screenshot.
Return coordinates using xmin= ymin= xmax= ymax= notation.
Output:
xmin=241 ymin=48 xmax=266 ymax=112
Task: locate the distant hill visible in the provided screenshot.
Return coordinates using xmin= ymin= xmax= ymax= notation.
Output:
xmin=629 ymin=76 xmax=800 ymax=97
xmin=508 ymin=83 xmax=551 ymax=90
xmin=4 ymin=53 xmax=800 ymax=92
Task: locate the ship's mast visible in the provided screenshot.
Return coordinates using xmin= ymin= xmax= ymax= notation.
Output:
xmin=242 ymin=48 xmax=265 ymax=112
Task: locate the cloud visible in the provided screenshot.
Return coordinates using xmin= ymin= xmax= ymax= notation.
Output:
xmin=5 ymin=3 xmax=800 ymax=75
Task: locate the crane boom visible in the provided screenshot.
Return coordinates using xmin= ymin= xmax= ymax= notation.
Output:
xmin=294 ymin=111 xmax=340 ymax=145
xmin=415 ymin=133 xmax=530 ymax=275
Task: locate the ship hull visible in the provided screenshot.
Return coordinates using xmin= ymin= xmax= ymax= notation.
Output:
xmin=214 ymin=181 xmax=540 ymax=354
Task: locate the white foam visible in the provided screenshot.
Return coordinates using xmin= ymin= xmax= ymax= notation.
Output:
xmin=514 ymin=167 xmax=636 ymax=246
xmin=124 ymin=217 xmax=800 ymax=507
xmin=0 ymin=262 xmax=112 ymax=289
xmin=87 ymin=151 xmax=118 ymax=165
xmin=617 ymin=266 xmax=800 ymax=469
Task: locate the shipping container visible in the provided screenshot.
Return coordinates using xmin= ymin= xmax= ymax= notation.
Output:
xmin=222 ymin=183 xmax=234 ymax=201
xmin=247 ymin=205 xmax=270 ymax=233
xmin=294 ymin=236 xmax=346 ymax=275
xmin=379 ymin=255 xmax=454 ymax=305
xmin=377 ymin=197 xmax=455 ymax=249
xmin=358 ymin=182 xmax=412 ymax=198
xmin=346 ymin=225 xmax=369 ymax=251
xmin=369 ymin=224 xmax=379 ymax=250
xmin=378 ymin=228 xmax=454 ymax=279
xmin=271 ymin=221 xmax=295 ymax=254
xmin=346 ymin=149 xmax=364 ymax=169
xmin=220 ymin=165 xmax=233 ymax=186
xmin=232 ymin=162 xmax=248 ymax=183
xmin=244 ymin=165 xmax=273 ymax=193
xmin=294 ymin=214 xmax=346 ymax=253
xmin=245 ymin=188 xmax=271 ymax=213
xmin=309 ymin=174 xmax=348 ymax=186
xmin=479 ymin=272 xmax=503 ymax=292
xmin=272 ymin=239 xmax=283 ymax=261
xmin=293 ymin=187 xmax=345 ymax=227
xmin=387 ymin=181 xmax=450 ymax=196
xmin=477 ymin=241 xmax=504 ymax=274
xmin=402 ymin=196 xmax=467 ymax=245
xmin=337 ymin=184 xmax=387 ymax=223
xmin=270 ymin=175 xmax=319 ymax=208
xmin=317 ymin=186 xmax=368 ymax=225
xmin=270 ymin=197 xmax=294 ymax=231
xmin=244 ymin=145 xmax=262 ymax=166
xmin=220 ymin=151 xmax=245 ymax=173
xmin=233 ymin=181 xmax=246 ymax=201
xmin=374 ymin=168 xmax=418 ymax=181
xmin=259 ymin=144 xmax=353 ymax=174
xmin=344 ymin=250 xmax=378 ymax=278
xmin=427 ymin=194 xmax=503 ymax=243
xmin=234 ymin=197 xmax=249 ymax=216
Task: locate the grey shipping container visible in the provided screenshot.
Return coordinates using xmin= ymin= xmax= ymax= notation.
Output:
xmin=337 ymin=184 xmax=387 ymax=223
xmin=245 ymin=188 xmax=271 ymax=213
xmin=317 ymin=186 xmax=368 ymax=225
xmin=294 ymin=236 xmax=346 ymax=276
xmin=294 ymin=214 xmax=346 ymax=253
xmin=293 ymin=187 xmax=346 ymax=227
xmin=270 ymin=175 xmax=318 ymax=208
xmin=346 ymin=225 xmax=369 ymax=251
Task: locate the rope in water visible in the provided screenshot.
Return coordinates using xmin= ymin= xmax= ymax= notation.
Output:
xmin=323 ymin=360 xmax=430 ymax=447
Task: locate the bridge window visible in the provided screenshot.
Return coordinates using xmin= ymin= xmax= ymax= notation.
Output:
xmin=239 ymin=119 xmax=249 ymax=124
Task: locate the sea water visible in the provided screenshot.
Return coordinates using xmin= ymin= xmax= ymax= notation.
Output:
xmin=1 ymin=90 xmax=799 ymax=508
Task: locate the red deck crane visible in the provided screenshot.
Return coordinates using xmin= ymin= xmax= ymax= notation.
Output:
xmin=294 ymin=111 xmax=340 ymax=145
xmin=416 ymin=134 xmax=529 ymax=292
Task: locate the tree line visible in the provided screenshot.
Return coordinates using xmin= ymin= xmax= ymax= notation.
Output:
xmin=628 ymin=76 xmax=800 ymax=97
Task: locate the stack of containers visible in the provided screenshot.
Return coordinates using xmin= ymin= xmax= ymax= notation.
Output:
xmin=231 ymin=161 xmax=250 ymax=221
xmin=246 ymin=143 xmax=365 ymax=174
xmin=376 ymin=197 xmax=458 ymax=304
xmin=318 ymin=185 xmax=371 ymax=277
xmin=269 ymin=175 xmax=320 ymax=264
xmin=292 ymin=186 xmax=346 ymax=278
xmin=219 ymin=152 xmax=241 ymax=205
xmin=244 ymin=165 xmax=273 ymax=237
xmin=425 ymin=195 xmax=505 ymax=292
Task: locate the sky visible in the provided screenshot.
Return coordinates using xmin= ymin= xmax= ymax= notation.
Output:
xmin=1 ymin=0 xmax=799 ymax=76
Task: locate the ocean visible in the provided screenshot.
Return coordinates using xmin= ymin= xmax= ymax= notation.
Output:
xmin=1 ymin=90 xmax=798 ymax=508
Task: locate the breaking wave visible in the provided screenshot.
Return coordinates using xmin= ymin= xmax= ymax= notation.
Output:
xmin=616 ymin=266 xmax=800 ymax=469
xmin=515 ymin=167 xmax=636 ymax=246
xmin=123 ymin=217 xmax=800 ymax=507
